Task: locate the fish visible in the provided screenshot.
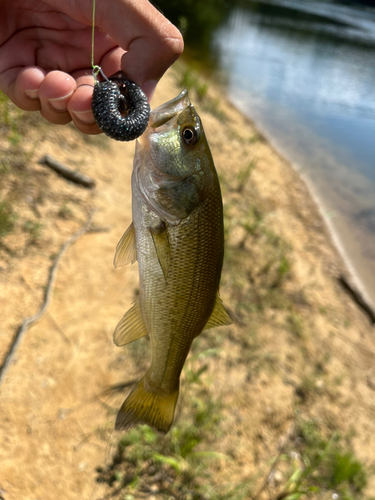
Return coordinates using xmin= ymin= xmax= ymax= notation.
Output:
xmin=113 ymin=89 xmax=232 ymax=433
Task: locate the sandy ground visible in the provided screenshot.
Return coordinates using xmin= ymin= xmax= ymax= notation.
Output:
xmin=0 ymin=66 xmax=375 ymax=499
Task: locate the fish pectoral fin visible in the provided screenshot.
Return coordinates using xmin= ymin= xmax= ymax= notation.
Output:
xmin=203 ymin=294 xmax=233 ymax=330
xmin=113 ymin=300 xmax=148 ymax=346
xmin=113 ymin=222 xmax=137 ymax=268
xmin=149 ymin=222 xmax=170 ymax=281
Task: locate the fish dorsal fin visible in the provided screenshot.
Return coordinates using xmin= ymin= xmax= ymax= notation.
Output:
xmin=204 ymin=294 xmax=233 ymax=330
xmin=113 ymin=300 xmax=148 ymax=346
xmin=149 ymin=222 xmax=170 ymax=281
xmin=114 ymin=222 xmax=137 ymax=268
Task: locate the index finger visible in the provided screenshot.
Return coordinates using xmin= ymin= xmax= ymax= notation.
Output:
xmin=96 ymin=0 xmax=183 ymax=99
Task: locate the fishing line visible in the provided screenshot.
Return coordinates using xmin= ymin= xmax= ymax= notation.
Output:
xmin=91 ymin=0 xmax=109 ymax=83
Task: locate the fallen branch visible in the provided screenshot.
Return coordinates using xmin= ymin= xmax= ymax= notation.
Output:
xmin=20 ymin=274 xmax=71 ymax=345
xmin=87 ymin=226 xmax=111 ymax=233
xmin=0 ymin=211 xmax=95 ymax=385
xmin=39 ymin=154 xmax=96 ymax=188
xmin=339 ymin=274 xmax=375 ymax=325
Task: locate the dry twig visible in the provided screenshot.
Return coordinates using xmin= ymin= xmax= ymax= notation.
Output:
xmin=39 ymin=154 xmax=96 ymax=188
xmin=0 ymin=211 xmax=95 ymax=385
xmin=339 ymin=274 xmax=375 ymax=325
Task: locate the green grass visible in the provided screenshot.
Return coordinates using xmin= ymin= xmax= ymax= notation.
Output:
xmin=274 ymin=419 xmax=369 ymax=500
xmin=0 ymin=197 xmax=17 ymax=239
xmin=232 ymin=159 xmax=257 ymax=193
xmin=96 ymin=357 xmax=251 ymax=499
xmin=287 ymin=313 xmax=305 ymax=340
xmin=23 ymin=220 xmax=43 ymax=244
xmin=175 ymin=63 xmax=228 ymax=121
xmin=57 ymin=202 xmax=73 ymax=220
xmin=178 ymin=68 xmax=209 ymax=101
xmin=0 ymin=90 xmax=11 ymax=126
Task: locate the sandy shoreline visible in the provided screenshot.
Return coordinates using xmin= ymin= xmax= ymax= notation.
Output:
xmin=225 ymin=94 xmax=375 ymax=314
xmin=278 ymin=135 xmax=375 ymax=305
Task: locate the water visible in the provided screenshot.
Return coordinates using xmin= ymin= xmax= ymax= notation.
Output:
xmin=209 ymin=0 xmax=375 ymax=303
xmin=155 ymin=0 xmax=375 ymax=303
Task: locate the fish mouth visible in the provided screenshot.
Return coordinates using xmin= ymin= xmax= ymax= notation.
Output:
xmin=149 ymin=89 xmax=190 ymax=128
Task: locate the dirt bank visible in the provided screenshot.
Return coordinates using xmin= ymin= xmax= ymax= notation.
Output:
xmin=0 ymin=65 xmax=374 ymax=499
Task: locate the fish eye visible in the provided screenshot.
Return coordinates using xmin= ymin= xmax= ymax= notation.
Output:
xmin=181 ymin=126 xmax=199 ymax=147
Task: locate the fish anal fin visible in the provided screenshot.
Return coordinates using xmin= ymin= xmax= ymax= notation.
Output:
xmin=115 ymin=376 xmax=179 ymax=434
xmin=203 ymin=294 xmax=233 ymax=331
xmin=113 ymin=300 xmax=147 ymax=346
xmin=114 ymin=222 xmax=137 ymax=268
xmin=149 ymin=222 xmax=170 ymax=281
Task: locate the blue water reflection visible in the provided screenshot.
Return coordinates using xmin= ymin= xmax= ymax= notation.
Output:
xmin=211 ymin=0 xmax=375 ymax=300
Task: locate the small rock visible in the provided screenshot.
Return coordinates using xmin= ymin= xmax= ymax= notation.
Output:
xmin=315 ymin=379 xmax=324 ymax=390
xmin=58 ymin=408 xmax=72 ymax=420
xmin=273 ymin=470 xmax=283 ymax=484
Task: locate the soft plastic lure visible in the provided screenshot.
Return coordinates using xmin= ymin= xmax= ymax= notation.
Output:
xmin=91 ymin=72 xmax=150 ymax=141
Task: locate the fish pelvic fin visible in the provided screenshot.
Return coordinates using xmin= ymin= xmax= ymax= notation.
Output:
xmin=115 ymin=377 xmax=179 ymax=434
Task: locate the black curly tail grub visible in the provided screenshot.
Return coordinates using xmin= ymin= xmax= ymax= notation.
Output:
xmin=91 ymin=72 xmax=150 ymax=141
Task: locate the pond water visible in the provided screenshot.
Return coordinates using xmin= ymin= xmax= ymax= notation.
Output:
xmin=156 ymin=0 xmax=375 ymax=303
xmin=211 ymin=0 xmax=375 ymax=303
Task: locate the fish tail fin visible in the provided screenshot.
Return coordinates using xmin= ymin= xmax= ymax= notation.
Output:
xmin=115 ymin=376 xmax=179 ymax=434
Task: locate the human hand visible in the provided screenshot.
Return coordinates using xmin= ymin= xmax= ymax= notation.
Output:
xmin=0 ymin=0 xmax=183 ymax=134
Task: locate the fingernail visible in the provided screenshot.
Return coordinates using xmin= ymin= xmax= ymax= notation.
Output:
xmin=25 ymin=89 xmax=39 ymax=99
xmin=71 ymin=110 xmax=96 ymax=124
xmin=142 ymin=80 xmax=158 ymax=102
xmin=48 ymin=90 xmax=74 ymax=111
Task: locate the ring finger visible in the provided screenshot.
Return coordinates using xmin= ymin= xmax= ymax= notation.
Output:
xmin=38 ymin=70 xmax=76 ymax=125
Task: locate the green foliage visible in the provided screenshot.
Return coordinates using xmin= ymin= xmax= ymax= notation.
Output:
xmin=153 ymin=0 xmax=230 ymax=68
xmin=176 ymin=63 xmax=228 ymax=120
xmin=23 ymin=220 xmax=43 ymax=244
xmin=233 ymin=159 xmax=257 ymax=193
xmin=95 ymin=354 xmax=250 ymax=500
xmin=8 ymin=128 xmax=22 ymax=146
xmin=184 ymin=348 xmax=220 ymax=385
xmin=0 ymin=90 xmax=24 ymax=143
xmin=202 ymin=96 xmax=228 ymax=121
xmin=249 ymin=132 xmax=267 ymax=144
xmin=179 ymin=69 xmax=209 ymax=101
xmin=276 ymin=253 xmax=291 ymax=286
xmin=276 ymin=420 xmax=368 ymax=500
xmin=0 ymin=90 xmax=10 ymax=125
xmin=0 ymin=198 xmax=17 ymax=239
xmin=57 ymin=203 xmax=73 ymax=220
xmin=287 ymin=313 xmax=304 ymax=339
xmin=240 ymin=206 xmax=263 ymax=238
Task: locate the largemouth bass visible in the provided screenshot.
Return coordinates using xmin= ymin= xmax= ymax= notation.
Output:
xmin=113 ymin=89 xmax=231 ymax=433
